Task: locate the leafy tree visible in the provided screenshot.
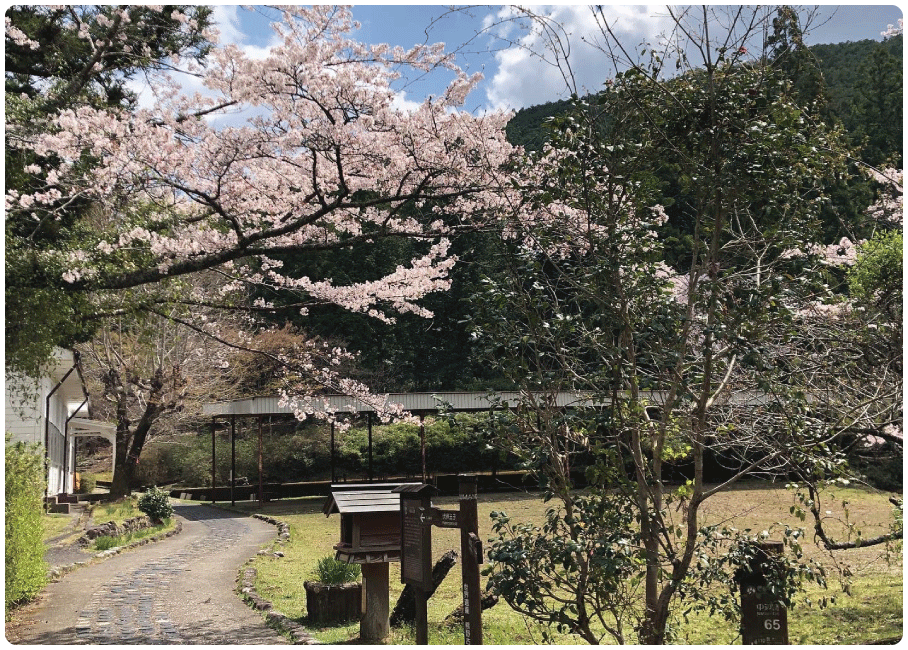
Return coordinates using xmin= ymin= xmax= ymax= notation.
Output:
xmin=5 ymin=5 xmax=214 ymax=380
xmin=472 ymin=6 xmax=892 ymax=644
xmin=77 ymin=300 xmax=225 ymax=497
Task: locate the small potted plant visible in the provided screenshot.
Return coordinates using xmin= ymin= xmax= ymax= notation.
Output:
xmin=304 ymin=556 xmax=362 ymax=625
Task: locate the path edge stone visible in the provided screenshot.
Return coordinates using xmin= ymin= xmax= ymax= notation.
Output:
xmin=238 ymin=513 xmax=321 ymax=645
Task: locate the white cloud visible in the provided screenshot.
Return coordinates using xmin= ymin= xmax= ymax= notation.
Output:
xmin=483 ymin=5 xmax=672 ymax=111
xmin=390 ymin=90 xmax=424 ymax=114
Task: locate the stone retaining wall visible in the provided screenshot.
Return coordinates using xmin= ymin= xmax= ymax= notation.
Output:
xmin=79 ymin=516 xmax=155 ymax=546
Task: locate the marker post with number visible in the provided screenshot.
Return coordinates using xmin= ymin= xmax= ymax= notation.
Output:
xmin=738 ymin=541 xmax=788 ymax=645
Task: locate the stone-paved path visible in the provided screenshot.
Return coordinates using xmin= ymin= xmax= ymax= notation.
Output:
xmin=7 ymin=504 xmax=289 ymax=645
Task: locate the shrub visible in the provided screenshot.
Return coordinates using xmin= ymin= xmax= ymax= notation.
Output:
xmin=137 ymin=486 xmax=173 ymax=521
xmin=5 ymin=437 xmax=47 ymax=611
xmin=315 ymin=555 xmax=361 ymax=584
xmin=77 ymin=472 xmax=97 ymax=494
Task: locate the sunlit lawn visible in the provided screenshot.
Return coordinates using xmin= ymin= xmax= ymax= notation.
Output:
xmin=226 ymin=482 xmax=901 ymax=644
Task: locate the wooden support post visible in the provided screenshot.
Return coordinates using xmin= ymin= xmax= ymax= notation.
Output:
xmin=419 ymin=413 xmax=426 ymax=483
xmin=258 ymin=416 xmax=264 ymax=505
xmin=489 ymin=408 xmax=497 ymax=480
xmin=414 ymin=588 xmax=428 ymax=645
xmin=367 ymin=412 xmax=373 ymax=482
xmin=330 ymin=421 xmax=336 ymax=484
xmin=459 ymin=474 xmax=482 ymax=645
xmin=230 ymin=415 xmax=236 ymax=507
xmin=211 ymin=417 xmax=216 ymax=504
xmin=361 ymin=562 xmax=390 ymax=642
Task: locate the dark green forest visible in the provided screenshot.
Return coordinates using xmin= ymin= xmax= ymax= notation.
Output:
xmin=264 ymin=34 xmax=902 ymax=394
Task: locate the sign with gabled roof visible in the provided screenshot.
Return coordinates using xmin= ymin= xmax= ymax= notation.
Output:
xmin=323 ymin=483 xmax=423 ymax=565
xmin=323 ymin=483 xmax=421 ymax=516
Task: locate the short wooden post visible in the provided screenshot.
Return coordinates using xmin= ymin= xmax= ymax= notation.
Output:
xmin=414 ymin=588 xmax=428 ymax=645
xmin=361 ymin=562 xmax=390 ymax=642
xmin=738 ymin=541 xmax=788 ymax=644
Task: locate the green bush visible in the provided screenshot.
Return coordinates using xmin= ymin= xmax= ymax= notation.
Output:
xmin=77 ymin=472 xmax=97 ymax=494
xmin=137 ymin=486 xmax=173 ymax=521
xmin=315 ymin=555 xmax=361 ymax=584
xmin=337 ymin=414 xmax=512 ymax=478
xmin=94 ymin=535 xmax=119 ymax=551
xmin=5 ymin=437 xmax=47 ymax=611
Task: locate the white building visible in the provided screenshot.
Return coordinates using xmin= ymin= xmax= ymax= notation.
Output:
xmin=5 ymin=348 xmax=114 ymax=498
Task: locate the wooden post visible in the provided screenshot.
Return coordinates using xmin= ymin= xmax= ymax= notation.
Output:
xmin=330 ymin=421 xmax=336 ymax=484
xmin=459 ymin=474 xmax=482 ymax=645
xmin=414 ymin=588 xmax=428 ymax=645
xmin=489 ymin=408 xmax=497 ymax=480
xmin=368 ymin=412 xmax=373 ymax=482
xmin=361 ymin=562 xmax=390 ymax=642
xmin=739 ymin=541 xmax=788 ymax=644
xmin=230 ymin=415 xmax=236 ymax=507
xmin=258 ymin=416 xmax=264 ymax=505
xmin=419 ymin=413 xmax=427 ymax=483
xmin=398 ymin=484 xmax=436 ymax=644
xmin=211 ymin=417 xmax=216 ymax=504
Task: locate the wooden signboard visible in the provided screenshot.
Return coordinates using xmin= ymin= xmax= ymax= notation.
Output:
xmin=395 ymin=477 xmax=483 ymax=645
xmin=400 ymin=496 xmax=433 ymax=591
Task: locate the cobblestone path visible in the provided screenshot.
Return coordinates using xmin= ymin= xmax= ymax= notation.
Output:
xmin=7 ymin=504 xmax=288 ymax=645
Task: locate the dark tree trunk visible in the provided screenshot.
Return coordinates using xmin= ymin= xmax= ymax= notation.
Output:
xmin=109 ymin=371 xmax=166 ymax=499
xmin=443 ymin=589 xmax=499 ymax=626
xmin=390 ymin=550 xmax=458 ymax=627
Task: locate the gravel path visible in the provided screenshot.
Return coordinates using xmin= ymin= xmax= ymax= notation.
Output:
xmin=7 ymin=504 xmax=289 ymax=645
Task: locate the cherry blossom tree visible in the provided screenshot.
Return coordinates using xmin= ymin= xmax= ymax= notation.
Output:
xmin=9 ymin=6 xmax=521 ymax=421
xmin=78 ymin=300 xmax=220 ymax=498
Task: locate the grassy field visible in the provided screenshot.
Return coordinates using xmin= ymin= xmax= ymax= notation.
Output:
xmin=226 ymin=483 xmax=902 ymax=644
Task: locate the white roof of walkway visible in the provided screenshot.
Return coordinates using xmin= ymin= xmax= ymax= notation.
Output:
xmin=202 ymin=391 xmax=611 ymax=417
xmin=202 ymin=388 xmax=771 ymax=419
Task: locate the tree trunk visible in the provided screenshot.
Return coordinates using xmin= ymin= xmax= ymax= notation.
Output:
xmin=109 ymin=373 xmax=166 ymax=499
xmin=390 ymin=550 xmax=458 ymax=626
xmin=443 ymin=588 xmax=499 ymax=626
xmin=109 ymin=393 xmax=133 ymax=499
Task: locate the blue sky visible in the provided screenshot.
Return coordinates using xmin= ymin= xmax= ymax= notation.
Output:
xmin=209 ymin=4 xmax=904 ymax=113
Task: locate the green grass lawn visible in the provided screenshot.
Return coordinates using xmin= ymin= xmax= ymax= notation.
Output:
xmin=227 ymin=483 xmax=902 ymax=644
xmin=90 ymin=496 xmax=144 ymax=525
xmin=42 ymin=513 xmax=76 ymax=542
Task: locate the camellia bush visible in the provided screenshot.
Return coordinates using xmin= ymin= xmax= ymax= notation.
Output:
xmin=5 ymin=437 xmax=47 ymax=611
xmin=137 ymin=486 xmax=174 ymax=522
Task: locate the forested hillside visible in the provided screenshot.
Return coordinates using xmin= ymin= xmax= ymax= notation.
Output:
xmin=508 ymin=35 xmax=902 ymax=164
xmin=285 ymin=34 xmax=902 ymax=393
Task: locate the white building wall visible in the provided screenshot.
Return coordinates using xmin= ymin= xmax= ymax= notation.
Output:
xmin=5 ymin=375 xmax=50 ymax=445
xmin=5 ymin=350 xmax=85 ymax=496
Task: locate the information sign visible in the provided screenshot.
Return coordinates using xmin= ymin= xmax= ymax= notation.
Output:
xmin=429 ymin=508 xmax=462 ymax=529
xmin=400 ymin=497 xmax=433 ymax=591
